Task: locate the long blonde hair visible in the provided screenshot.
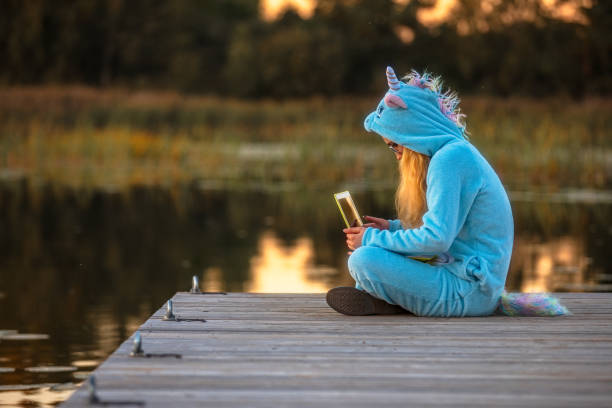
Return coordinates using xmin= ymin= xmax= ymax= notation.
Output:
xmin=395 ymin=148 xmax=430 ymax=228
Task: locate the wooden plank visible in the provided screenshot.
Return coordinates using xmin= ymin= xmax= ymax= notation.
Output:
xmin=88 ymin=359 xmax=612 ymax=379
xmin=62 ymin=389 xmax=612 ymax=408
xmin=61 ymin=292 xmax=612 ymax=407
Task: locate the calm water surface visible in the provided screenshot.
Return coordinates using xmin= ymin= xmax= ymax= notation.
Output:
xmin=1 ymin=180 xmax=611 ymax=406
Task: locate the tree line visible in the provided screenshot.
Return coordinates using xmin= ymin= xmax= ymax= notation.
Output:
xmin=1 ymin=0 xmax=609 ymax=97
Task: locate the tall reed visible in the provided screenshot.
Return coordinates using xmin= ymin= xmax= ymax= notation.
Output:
xmin=0 ymin=87 xmax=609 ymax=192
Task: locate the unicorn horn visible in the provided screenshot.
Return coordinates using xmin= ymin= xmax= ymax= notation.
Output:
xmin=386 ymin=66 xmax=401 ymax=91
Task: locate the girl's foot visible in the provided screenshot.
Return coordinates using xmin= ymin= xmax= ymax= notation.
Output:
xmin=326 ymin=287 xmax=408 ymax=316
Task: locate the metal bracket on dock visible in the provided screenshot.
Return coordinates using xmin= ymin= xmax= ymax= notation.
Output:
xmin=162 ymin=300 xmax=176 ymax=321
xmin=130 ymin=332 xmax=182 ymax=359
xmin=190 ymin=275 xmax=201 ymax=293
xmin=189 ymin=275 xmax=226 ymax=295
xmin=88 ymin=376 xmax=100 ymax=404
xmin=87 ymin=375 xmax=145 ymax=406
xmin=161 ymin=300 xmax=207 ymax=323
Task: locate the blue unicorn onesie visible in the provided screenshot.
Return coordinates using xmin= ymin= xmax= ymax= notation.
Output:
xmin=348 ymin=67 xmax=514 ymax=317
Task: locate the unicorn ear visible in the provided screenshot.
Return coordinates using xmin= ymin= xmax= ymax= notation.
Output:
xmin=384 ymin=93 xmax=407 ymax=109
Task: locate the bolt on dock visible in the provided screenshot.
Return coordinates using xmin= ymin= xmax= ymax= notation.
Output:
xmin=62 ymin=291 xmax=612 ymax=407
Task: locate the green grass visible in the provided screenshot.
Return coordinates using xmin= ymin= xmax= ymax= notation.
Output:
xmin=0 ymin=86 xmax=610 ymax=192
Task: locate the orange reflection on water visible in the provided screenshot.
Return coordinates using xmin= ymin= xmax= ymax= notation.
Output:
xmin=247 ymin=231 xmax=334 ymax=293
xmin=513 ymin=236 xmax=593 ymax=292
xmin=0 ymin=387 xmax=77 ymax=408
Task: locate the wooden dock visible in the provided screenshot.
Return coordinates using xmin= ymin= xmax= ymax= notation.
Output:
xmin=62 ymin=292 xmax=612 ymax=407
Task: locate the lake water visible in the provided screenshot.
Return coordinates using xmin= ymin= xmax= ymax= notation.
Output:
xmin=1 ymin=180 xmax=611 ymax=406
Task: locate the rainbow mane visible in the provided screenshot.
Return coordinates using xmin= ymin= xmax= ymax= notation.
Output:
xmin=402 ymin=69 xmax=468 ymax=138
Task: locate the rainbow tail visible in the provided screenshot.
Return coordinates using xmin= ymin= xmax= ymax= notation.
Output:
xmin=496 ymin=291 xmax=571 ymax=316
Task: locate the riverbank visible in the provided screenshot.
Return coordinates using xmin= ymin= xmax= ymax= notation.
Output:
xmin=1 ymin=87 xmax=610 ymax=192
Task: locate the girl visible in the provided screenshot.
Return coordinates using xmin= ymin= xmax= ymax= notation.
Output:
xmin=326 ymin=66 xmax=514 ymax=317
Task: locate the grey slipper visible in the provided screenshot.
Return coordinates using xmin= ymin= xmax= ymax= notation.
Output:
xmin=326 ymin=287 xmax=408 ymax=316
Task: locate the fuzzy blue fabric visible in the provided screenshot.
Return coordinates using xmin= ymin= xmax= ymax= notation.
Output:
xmin=361 ymin=75 xmax=514 ymax=305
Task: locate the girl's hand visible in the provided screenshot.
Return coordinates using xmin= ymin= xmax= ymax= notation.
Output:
xmin=364 ymin=216 xmax=390 ymax=230
xmin=343 ymin=227 xmax=365 ymax=251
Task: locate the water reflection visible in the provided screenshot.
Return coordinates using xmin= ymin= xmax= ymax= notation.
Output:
xmin=506 ymin=200 xmax=611 ymax=293
xmin=513 ymin=236 xmax=593 ymax=293
xmin=248 ymin=231 xmax=339 ymax=293
xmin=0 ymin=386 xmax=76 ymax=407
xmin=1 ymin=180 xmax=611 ymax=406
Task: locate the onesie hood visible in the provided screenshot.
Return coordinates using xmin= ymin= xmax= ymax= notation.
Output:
xmin=364 ymin=67 xmax=467 ymax=157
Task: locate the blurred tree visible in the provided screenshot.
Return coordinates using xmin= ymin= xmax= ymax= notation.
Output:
xmin=406 ymin=0 xmax=606 ymax=97
xmin=0 ymin=0 xmax=259 ymax=91
xmin=313 ymin=0 xmax=404 ymax=92
xmin=226 ymin=9 xmax=347 ymax=97
xmin=161 ymin=0 xmax=260 ymax=92
xmin=0 ymin=0 xmax=607 ymax=97
xmin=582 ymin=0 xmax=612 ymax=94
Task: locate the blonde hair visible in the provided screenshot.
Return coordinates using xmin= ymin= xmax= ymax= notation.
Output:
xmin=395 ymin=148 xmax=430 ymax=228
